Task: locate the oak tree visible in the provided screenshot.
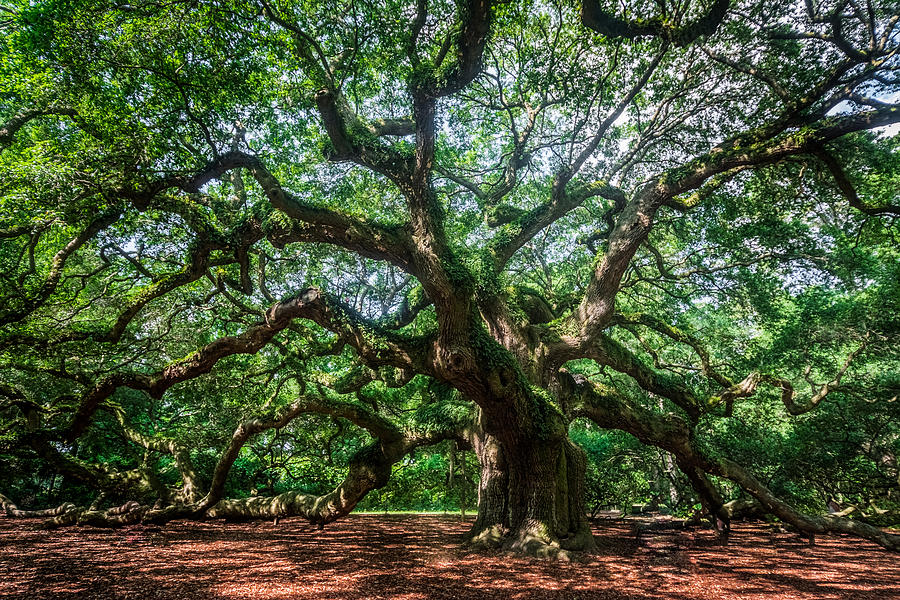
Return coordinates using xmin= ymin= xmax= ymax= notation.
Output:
xmin=1 ymin=0 xmax=899 ymax=556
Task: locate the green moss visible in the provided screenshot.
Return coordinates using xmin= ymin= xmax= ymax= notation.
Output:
xmin=407 ymin=285 xmax=427 ymax=308
xmin=409 ymin=401 xmax=474 ymax=434
xmin=468 ymin=322 xmax=514 ymax=371
xmin=441 ymin=254 xmax=475 ymax=289
xmin=547 ymin=314 xmax=579 ymax=338
xmin=485 ymin=204 xmax=526 ymax=227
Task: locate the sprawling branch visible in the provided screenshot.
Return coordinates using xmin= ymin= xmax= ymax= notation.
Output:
xmin=106 ymin=405 xmax=202 ymax=503
xmin=65 ymin=289 xmax=431 ymax=440
xmin=196 ymin=393 xmax=403 ymax=514
xmin=565 ymin=371 xmax=900 ymax=551
xmin=814 ymin=146 xmax=900 ymax=216
xmin=665 ymin=107 xmax=900 ymax=199
xmin=0 ymin=106 xmax=79 ymax=150
xmin=710 ymin=337 xmax=869 ymax=415
xmin=489 ymin=45 xmax=666 ymax=271
xmin=24 ymin=429 xmax=163 ymax=501
xmin=585 ymin=335 xmax=701 ymax=419
xmin=609 ymin=312 xmax=733 ymax=388
xmin=581 ymin=0 xmax=730 ymax=47
xmin=0 ymin=220 xmax=54 ymax=239
xmin=120 ymin=151 xmax=417 ymax=271
xmin=564 ymin=371 xmax=694 ymax=457
xmin=490 ymin=180 xmax=627 ymax=270
xmin=0 ymin=492 xmax=76 ymax=518
xmin=700 ymin=46 xmax=790 ymax=100
xmin=566 ymin=105 xmax=900 ymax=350
xmin=707 ymin=455 xmax=900 ymax=551
xmin=313 ymin=89 xmax=415 ymax=184
xmin=247 ymin=162 xmax=416 ymax=271
xmin=71 ymin=393 xmax=467 ymax=528
xmin=0 ymin=209 xmax=121 ymax=326
xmin=418 ymin=0 xmax=495 ymax=97
xmin=204 ymin=401 xmax=466 ymax=525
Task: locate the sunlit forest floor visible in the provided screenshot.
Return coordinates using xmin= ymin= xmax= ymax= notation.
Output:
xmin=1 ymin=514 xmax=897 ymax=599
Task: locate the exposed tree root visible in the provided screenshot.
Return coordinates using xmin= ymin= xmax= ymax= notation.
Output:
xmin=467 ymin=522 xmax=596 ymax=560
xmin=466 ymin=524 xmax=507 ymax=550
xmin=505 ymin=533 xmax=573 ymax=561
xmin=559 ymin=523 xmax=599 ymax=553
xmin=0 ymin=493 xmax=76 ymax=518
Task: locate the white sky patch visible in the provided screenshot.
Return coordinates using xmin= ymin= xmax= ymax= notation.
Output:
xmin=828 ymin=91 xmax=900 ymax=137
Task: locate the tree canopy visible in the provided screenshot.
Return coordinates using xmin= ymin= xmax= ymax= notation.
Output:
xmin=1 ymin=0 xmax=898 ymax=557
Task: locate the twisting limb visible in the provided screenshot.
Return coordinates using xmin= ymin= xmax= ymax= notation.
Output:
xmin=109 ymin=151 xmax=417 ymax=272
xmin=699 ymin=46 xmax=791 ymax=100
xmin=35 ymin=500 xmax=151 ymax=530
xmin=197 ymin=392 xmax=405 ymax=516
xmin=0 ymin=220 xmax=55 ymax=239
xmin=489 ymin=42 xmax=667 ymax=271
xmin=202 ymin=396 xmax=412 ymax=526
xmin=0 ymin=209 xmax=122 ymax=326
xmin=22 ymin=428 xmax=164 ymax=502
xmin=564 ymin=103 xmax=900 ymax=354
xmin=609 ymin=312 xmax=733 ymax=388
xmin=490 ymin=180 xmax=628 ymax=270
xmin=417 ymin=0 xmax=496 ymax=98
xmin=676 ymin=461 xmax=730 ymax=530
xmin=205 ymin=422 xmax=464 ymax=526
xmin=47 ymin=391 xmax=469 ymax=529
xmin=312 ymin=88 xmax=415 ymax=185
xmin=564 ymin=370 xmax=900 ymax=551
xmin=65 ymin=288 xmax=432 ymax=440
xmin=581 ymin=0 xmax=730 ymax=47
xmin=243 ymin=155 xmax=417 ymax=271
xmin=814 ymin=146 xmax=900 ymax=216
xmin=709 ymin=336 xmax=870 ymax=415
xmin=587 ymin=334 xmax=702 ymax=419
xmin=0 ymin=106 xmax=81 ymax=150
xmin=664 ymin=107 xmax=900 ymax=199
xmin=0 ymin=492 xmax=76 ymax=518
xmin=663 ymin=167 xmax=749 ymax=211
xmin=1 ymin=220 xmax=258 ymax=349
xmin=376 ymin=286 xmax=433 ymax=330
xmin=559 ymin=37 xmax=894 ymax=349
xmin=105 ymin=404 xmax=201 ymax=503
xmin=706 ymin=456 xmax=900 ymax=551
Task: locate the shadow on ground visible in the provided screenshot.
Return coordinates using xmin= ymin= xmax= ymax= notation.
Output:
xmin=1 ymin=514 xmax=897 ymax=599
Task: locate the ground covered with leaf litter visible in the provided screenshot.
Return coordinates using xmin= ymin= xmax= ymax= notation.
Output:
xmin=1 ymin=514 xmax=897 ymax=599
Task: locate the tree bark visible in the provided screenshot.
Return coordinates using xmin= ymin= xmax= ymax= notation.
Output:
xmin=466 ymin=421 xmax=597 ymax=558
xmin=0 ymin=492 xmax=76 ymax=518
xmin=207 ymin=442 xmax=393 ymax=526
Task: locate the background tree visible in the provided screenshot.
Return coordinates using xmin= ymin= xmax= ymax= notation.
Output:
xmin=1 ymin=0 xmax=898 ymax=557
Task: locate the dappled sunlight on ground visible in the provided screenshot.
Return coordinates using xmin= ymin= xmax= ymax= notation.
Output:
xmin=1 ymin=514 xmax=897 ymax=599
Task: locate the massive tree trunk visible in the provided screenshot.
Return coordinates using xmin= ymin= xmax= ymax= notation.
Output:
xmin=467 ymin=418 xmax=597 ymax=558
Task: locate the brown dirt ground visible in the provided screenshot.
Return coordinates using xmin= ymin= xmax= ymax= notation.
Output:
xmin=1 ymin=514 xmax=898 ymax=599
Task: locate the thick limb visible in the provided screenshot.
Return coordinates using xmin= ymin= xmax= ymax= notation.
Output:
xmin=66 ymin=288 xmax=431 ymax=440
xmin=566 ymin=371 xmax=900 ymax=551
xmin=207 ymin=442 xmax=395 ymax=526
xmin=107 ymin=406 xmax=202 ymax=503
xmin=40 ymin=393 xmax=466 ymax=530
